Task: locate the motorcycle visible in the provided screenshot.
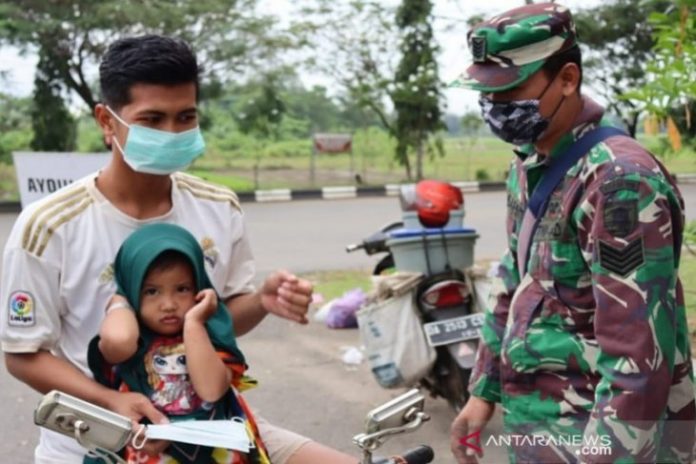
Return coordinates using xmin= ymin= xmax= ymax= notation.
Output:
xmin=33 ymin=389 xmax=435 ymax=464
xmin=353 ymin=389 xmax=434 ymax=464
xmin=347 ymin=180 xmax=486 ymax=411
xmin=345 ymin=221 xmax=403 ymax=276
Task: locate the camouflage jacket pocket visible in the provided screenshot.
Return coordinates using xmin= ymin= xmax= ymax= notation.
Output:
xmin=545 ymin=234 xmax=590 ymax=287
xmin=503 ymin=289 xmax=545 ymax=374
xmin=505 ymin=284 xmax=583 ymax=376
xmin=528 ymin=191 xmax=588 ymax=286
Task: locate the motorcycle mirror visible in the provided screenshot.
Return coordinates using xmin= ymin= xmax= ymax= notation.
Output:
xmin=34 ymin=390 xmax=133 ymax=456
xmin=364 ymin=388 xmax=425 ymax=434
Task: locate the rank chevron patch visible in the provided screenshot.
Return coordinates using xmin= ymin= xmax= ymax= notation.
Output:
xmin=598 ymin=238 xmax=645 ymax=276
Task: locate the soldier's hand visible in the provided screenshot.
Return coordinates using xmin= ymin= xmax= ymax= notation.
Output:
xmin=450 ymin=396 xmax=495 ymax=464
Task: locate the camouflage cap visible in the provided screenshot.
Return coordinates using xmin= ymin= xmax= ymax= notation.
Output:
xmin=449 ymin=3 xmax=577 ymax=93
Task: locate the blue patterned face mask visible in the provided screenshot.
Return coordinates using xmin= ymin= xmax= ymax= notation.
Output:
xmin=478 ymin=96 xmax=551 ymax=145
xmin=107 ymin=107 xmax=205 ymax=175
xmin=478 ymin=74 xmax=563 ymax=146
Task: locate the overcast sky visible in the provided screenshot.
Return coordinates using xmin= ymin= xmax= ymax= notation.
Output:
xmin=0 ymin=0 xmax=604 ymax=114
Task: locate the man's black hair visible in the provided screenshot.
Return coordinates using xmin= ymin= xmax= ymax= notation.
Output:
xmin=99 ymin=35 xmax=200 ymax=109
xmin=542 ymin=45 xmax=583 ymax=92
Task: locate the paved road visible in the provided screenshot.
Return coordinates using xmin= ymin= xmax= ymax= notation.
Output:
xmin=1 ymin=186 xmax=696 ymax=463
xmin=245 ymin=191 xmax=513 ymax=276
xmin=245 ymin=184 xmax=696 ymax=275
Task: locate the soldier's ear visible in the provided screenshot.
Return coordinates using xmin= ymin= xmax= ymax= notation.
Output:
xmin=559 ymin=63 xmax=580 ymax=97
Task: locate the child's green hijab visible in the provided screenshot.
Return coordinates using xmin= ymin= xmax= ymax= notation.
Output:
xmin=113 ymin=222 xmax=244 ymax=364
xmin=87 ymin=223 xmax=254 ymax=463
xmin=89 ymin=223 xmax=245 ymax=399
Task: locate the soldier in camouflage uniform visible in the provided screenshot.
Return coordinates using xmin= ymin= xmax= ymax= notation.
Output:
xmin=448 ymin=3 xmax=695 ymax=463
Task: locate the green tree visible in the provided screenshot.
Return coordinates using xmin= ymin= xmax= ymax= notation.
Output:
xmin=309 ymin=0 xmax=445 ymax=179
xmin=460 ymin=111 xmax=484 ymax=180
xmin=0 ymin=0 xmax=306 ymax=111
xmin=460 ymin=111 xmax=483 ymax=137
xmin=279 ymin=82 xmax=381 ymax=135
xmin=235 ymin=77 xmax=286 ymax=140
xmin=304 ymin=0 xmax=397 ymax=134
xmin=392 ymin=0 xmax=445 ymax=180
xmin=626 ymin=2 xmax=695 ymax=118
xmin=30 ymin=46 xmax=76 ymax=151
xmin=669 ymin=100 xmax=696 ymax=143
xmin=281 ymin=83 xmax=342 ymax=135
xmin=336 ymin=97 xmax=382 ymax=131
xmin=574 ymin=0 xmax=670 ymax=136
xmin=0 ymin=93 xmax=33 ymax=163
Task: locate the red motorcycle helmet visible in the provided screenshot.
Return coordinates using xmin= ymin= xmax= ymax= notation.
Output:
xmin=400 ymin=180 xmax=463 ymax=228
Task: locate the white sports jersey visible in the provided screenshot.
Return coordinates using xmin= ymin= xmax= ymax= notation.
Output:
xmin=0 ymin=171 xmax=256 ymax=462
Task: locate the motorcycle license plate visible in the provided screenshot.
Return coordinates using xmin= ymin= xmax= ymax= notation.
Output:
xmin=423 ymin=313 xmax=485 ymax=347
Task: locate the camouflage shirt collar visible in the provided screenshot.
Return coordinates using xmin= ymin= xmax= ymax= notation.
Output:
xmin=514 ymin=95 xmax=605 ymax=167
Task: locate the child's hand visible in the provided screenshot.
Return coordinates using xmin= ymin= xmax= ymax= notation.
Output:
xmin=185 ymin=289 xmax=218 ymax=324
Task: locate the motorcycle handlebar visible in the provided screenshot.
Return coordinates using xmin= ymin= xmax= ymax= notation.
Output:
xmin=372 ymin=445 xmax=434 ymax=464
xmin=346 ymin=243 xmax=364 ymax=253
xmin=399 ymin=445 xmax=434 ymax=464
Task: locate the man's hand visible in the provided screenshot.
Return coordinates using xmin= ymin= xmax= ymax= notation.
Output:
xmin=103 ymin=390 xmax=168 ymax=424
xmin=103 ymin=390 xmax=171 ymax=456
xmin=451 ymin=396 xmax=495 ymax=464
xmin=186 ymin=289 xmax=218 ymax=324
xmin=260 ymin=270 xmax=312 ymax=324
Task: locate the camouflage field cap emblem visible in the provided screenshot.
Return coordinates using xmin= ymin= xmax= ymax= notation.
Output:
xmin=471 ymin=36 xmax=487 ymax=63
xmin=449 ymin=3 xmax=577 ymax=93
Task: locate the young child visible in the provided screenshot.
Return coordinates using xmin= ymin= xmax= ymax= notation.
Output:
xmin=88 ymin=223 xmax=269 ymax=464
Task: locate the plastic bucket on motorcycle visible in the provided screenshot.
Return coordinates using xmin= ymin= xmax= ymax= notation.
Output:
xmin=401 ymin=209 xmax=464 ymax=230
xmin=386 ymin=228 xmax=478 ymax=275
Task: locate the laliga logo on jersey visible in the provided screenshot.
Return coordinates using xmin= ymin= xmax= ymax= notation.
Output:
xmin=8 ymin=291 xmax=35 ymax=326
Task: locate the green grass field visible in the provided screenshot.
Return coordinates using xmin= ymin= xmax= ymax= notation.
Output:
xmin=681 ymin=253 xmax=696 ymax=314
xmin=0 ymin=134 xmax=693 ymax=197
xmin=191 ymin=134 xmax=696 ymax=191
xmin=301 ymin=269 xmax=372 ymax=303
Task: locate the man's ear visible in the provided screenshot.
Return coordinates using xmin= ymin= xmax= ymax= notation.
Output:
xmin=559 ymin=63 xmax=580 ymax=97
xmin=94 ymin=103 xmax=115 ymax=148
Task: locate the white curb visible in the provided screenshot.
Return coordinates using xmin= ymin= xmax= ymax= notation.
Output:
xmin=385 ymin=184 xmax=402 ymax=197
xmin=322 ymin=186 xmax=357 ymax=199
xmin=255 ymin=189 xmax=292 ymax=202
xmin=452 ymin=181 xmax=480 ymax=193
xmin=677 ymin=174 xmax=696 ymax=184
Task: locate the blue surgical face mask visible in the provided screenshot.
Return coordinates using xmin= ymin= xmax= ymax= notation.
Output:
xmin=107 ymin=106 xmax=205 ymax=175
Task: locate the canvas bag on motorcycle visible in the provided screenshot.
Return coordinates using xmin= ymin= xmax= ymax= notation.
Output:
xmin=357 ymin=273 xmax=436 ymax=389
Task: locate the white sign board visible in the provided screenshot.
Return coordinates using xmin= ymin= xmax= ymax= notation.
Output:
xmin=313 ymin=133 xmax=352 ymax=154
xmin=12 ymin=152 xmax=110 ymax=208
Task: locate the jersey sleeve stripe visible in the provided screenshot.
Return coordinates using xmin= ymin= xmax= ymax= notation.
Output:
xmin=175 ymin=182 xmax=242 ymax=211
xmin=174 ymin=172 xmax=240 ymax=199
xmin=174 ymin=174 xmax=241 ymax=210
xmin=21 ymin=186 xmax=88 ymax=250
xmin=23 ymin=192 xmax=92 ymax=256
xmin=24 ymin=191 xmax=90 ymax=254
xmin=34 ymin=196 xmax=94 ymax=257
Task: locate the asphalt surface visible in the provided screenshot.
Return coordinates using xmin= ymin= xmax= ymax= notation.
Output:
xmin=2 ymin=186 xmax=696 ymax=463
xmin=244 ymin=190 xmax=515 ymax=276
